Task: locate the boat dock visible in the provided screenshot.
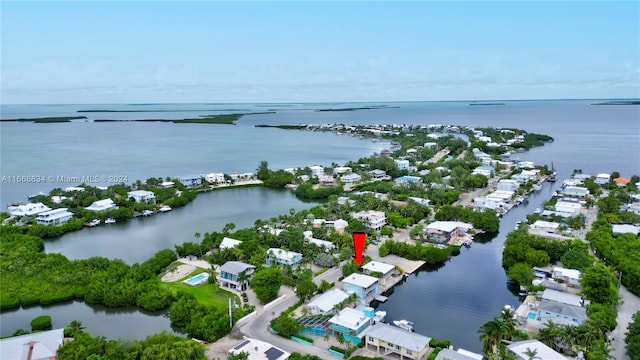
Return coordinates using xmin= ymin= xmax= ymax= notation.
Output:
xmin=374 ymin=295 xmax=388 ymax=302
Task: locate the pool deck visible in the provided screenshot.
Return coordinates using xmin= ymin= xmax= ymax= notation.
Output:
xmin=161 ymin=263 xmax=196 ymax=282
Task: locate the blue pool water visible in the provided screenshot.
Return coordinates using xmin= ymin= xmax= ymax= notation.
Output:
xmin=527 ymin=312 xmax=537 ymax=320
xmin=185 ymin=273 xmax=208 ymax=285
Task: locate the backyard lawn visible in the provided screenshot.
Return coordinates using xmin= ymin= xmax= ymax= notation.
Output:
xmin=159 ymin=268 xmax=237 ymax=310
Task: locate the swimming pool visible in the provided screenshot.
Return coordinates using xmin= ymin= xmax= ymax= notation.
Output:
xmin=183 ymin=273 xmax=209 ymax=287
xmin=527 ymin=312 xmax=537 ymax=320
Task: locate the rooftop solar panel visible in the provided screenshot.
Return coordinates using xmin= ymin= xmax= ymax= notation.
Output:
xmin=233 ymin=340 xmax=250 ymax=350
xmin=264 ymin=347 xmax=284 ymax=360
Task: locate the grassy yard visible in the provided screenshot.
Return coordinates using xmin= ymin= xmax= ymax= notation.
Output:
xmin=159 ymin=268 xmax=236 ymax=311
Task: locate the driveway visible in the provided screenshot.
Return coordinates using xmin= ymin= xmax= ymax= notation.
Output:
xmin=611 ymin=285 xmax=639 ymax=360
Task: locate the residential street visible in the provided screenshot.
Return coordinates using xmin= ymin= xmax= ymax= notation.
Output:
xmin=611 ymin=285 xmax=639 ymax=360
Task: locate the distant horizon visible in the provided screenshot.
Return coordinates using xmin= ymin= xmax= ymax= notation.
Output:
xmin=2 ymin=97 xmax=639 ymax=107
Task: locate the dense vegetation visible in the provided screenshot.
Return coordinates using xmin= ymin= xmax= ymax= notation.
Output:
xmin=2 ymin=116 xmax=87 ymax=123
xmin=626 ymin=311 xmax=640 ymax=359
xmin=379 ymin=240 xmax=459 ymax=263
xmin=435 ymin=205 xmax=500 ymax=232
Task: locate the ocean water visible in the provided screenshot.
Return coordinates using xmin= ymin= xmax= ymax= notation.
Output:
xmin=1 ymin=100 xmax=639 ymax=348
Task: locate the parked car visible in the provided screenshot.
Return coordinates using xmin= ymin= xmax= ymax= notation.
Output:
xmin=242 ymin=295 xmax=249 ymax=302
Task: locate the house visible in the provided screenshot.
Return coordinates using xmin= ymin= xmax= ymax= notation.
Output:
xmin=51 ymin=196 xmax=68 ymax=204
xmin=517 ymin=161 xmax=535 ymax=169
xmin=424 ymin=142 xmax=438 ymax=148
xmin=562 ymin=186 xmax=589 ymax=198
xmin=127 ymin=190 xmax=156 ymax=203
xmin=595 ymin=173 xmax=611 ymax=185
xmin=309 ymin=165 xmax=324 ymax=178
xmin=319 ymin=175 xmax=337 ymax=186
xmin=497 ymin=179 xmax=519 ymax=192
xmin=303 ymin=231 xmax=336 ymax=251
xmin=0 ymin=328 xmax=64 ymax=360
xmin=329 ymin=307 xmax=373 ymax=344
xmin=425 ymin=221 xmax=473 ymax=243
xmin=362 ymin=261 xmax=395 ymax=285
xmin=205 ymin=173 xmax=226 ymax=184
xmin=334 ymin=166 xmax=352 ymax=174
xmin=552 ymin=266 xmax=581 ymax=287
xmin=538 ymin=298 xmax=587 ymax=325
xmin=352 ymin=210 xmax=386 ymax=231
xmin=612 ymin=224 xmax=640 ymax=235
xmin=217 ymin=261 xmax=256 ymax=291
xmin=333 ymin=219 xmax=349 ymax=234
xmin=364 ymin=323 xmax=431 ymax=360
xmin=529 ymin=220 xmax=561 ymax=233
xmin=614 ymin=177 xmax=630 ymax=187
xmin=435 ymin=349 xmax=483 ymax=360
xmin=219 ymin=237 xmax=242 ymax=250
xmin=341 ymin=173 xmax=362 ymax=185
xmin=159 ymin=181 xmax=175 ymax=188
xmin=408 ymin=197 xmax=430 ymax=206
xmin=64 ymin=186 xmax=85 ymax=192
xmin=472 ymin=166 xmax=495 ymax=178
xmin=177 ymin=175 xmax=202 ymax=188
xmin=306 ymin=289 xmax=350 ymax=315
xmin=342 ymin=273 xmax=379 ymax=299
xmin=395 ymin=159 xmax=410 ymax=170
xmin=554 ymin=200 xmax=582 ymax=216
xmin=85 ymin=198 xmax=117 ymax=212
xmin=228 ymin=337 xmax=290 ymax=360
xmin=266 ymin=248 xmax=302 ymax=267
xmin=7 ymin=202 xmax=51 ymax=217
xmin=395 ymin=176 xmax=422 ymax=185
xmin=370 ymin=169 xmax=387 ymax=179
xmin=36 ymin=208 xmax=74 ymax=225
xmin=541 ymin=289 xmax=586 ymax=307
xmin=507 ymin=340 xmax=568 ymax=360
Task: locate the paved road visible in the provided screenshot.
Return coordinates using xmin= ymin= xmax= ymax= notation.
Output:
xmin=611 ymin=285 xmax=639 ymax=360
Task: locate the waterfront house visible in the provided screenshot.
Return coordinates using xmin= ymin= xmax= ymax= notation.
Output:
xmin=342 ymin=273 xmax=379 ymax=299
xmin=614 ymin=177 xmax=630 ymax=187
xmin=435 ymin=348 xmax=483 ymax=360
xmin=64 ymin=186 xmax=85 ymax=192
xmin=364 ymin=323 xmax=431 ymax=360
xmin=127 ymin=190 xmax=156 ymax=203
xmin=362 ymin=261 xmax=395 ymax=285
xmin=562 ymin=186 xmax=589 ymax=198
xmin=425 ymin=221 xmax=473 ymax=243
xmin=507 ymin=340 xmax=568 ymax=360
xmin=341 ymin=173 xmax=362 ymax=185
xmin=303 ymin=231 xmax=336 ymax=251
xmin=537 ymin=289 xmax=587 ymax=326
xmin=0 ymin=328 xmax=64 ymax=360
xmin=7 ymin=202 xmax=51 ymax=217
xmin=319 ymin=175 xmax=337 ymax=187
xmin=517 ymin=161 xmax=535 ymax=169
xmin=612 ymin=224 xmax=640 ymax=235
xmin=369 ymin=169 xmax=387 ymax=179
xmin=552 ymin=266 xmax=581 ymax=287
xmin=497 ymin=179 xmax=519 ymax=192
xmin=228 ymin=337 xmax=290 ymax=360
xmin=595 ymin=173 xmax=611 ymax=185
xmin=36 ymin=208 xmax=74 ymax=225
xmin=309 ymin=165 xmax=324 ymax=178
xmin=329 ymin=307 xmax=373 ymax=344
xmin=51 ymin=196 xmax=68 ymax=204
xmin=529 ymin=220 xmax=561 ymax=233
xmin=395 ymin=159 xmax=410 ymax=170
xmin=217 ymin=261 xmax=256 ymax=291
xmin=85 ymin=198 xmax=117 ymax=212
xmin=266 ymin=248 xmax=302 ymax=267
xmin=395 ymin=176 xmax=422 ymax=185
xmin=352 ymin=210 xmax=386 ymax=231
xmin=306 ymin=289 xmax=350 ymax=315
xmin=219 ymin=237 xmax=242 ymax=250
xmin=177 ymin=175 xmax=202 ymax=188
xmin=204 ymin=173 xmax=226 ymax=184
xmin=554 ymin=200 xmax=582 ymax=216
xmin=159 ymin=181 xmax=175 ymax=188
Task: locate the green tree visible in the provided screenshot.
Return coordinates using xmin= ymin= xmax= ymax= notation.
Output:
xmin=295 ymin=279 xmax=318 ymax=302
xmin=256 ymin=160 xmax=270 ymax=180
xmin=581 ymin=263 xmax=618 ymax=305
xmin=250 ymin=267 xmax=283 ymax=303
xmin=626 ymin=311 xmax=640 ymax=360
xmin=507 ymin=263 xmax=535 ymax=288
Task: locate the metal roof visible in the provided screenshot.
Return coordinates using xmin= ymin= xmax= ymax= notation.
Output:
xmin=219 ymin=261 xmax=255 ymax=275
xmin=307 ymin=289 xmax=349 ymax=313
xmin=364 ymin=323 xmax=431 ymax=352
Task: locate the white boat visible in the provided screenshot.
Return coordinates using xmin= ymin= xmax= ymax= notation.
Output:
xmin=534 ymin=208 xmax=541 ymax=214
xmin=393 ymin=319 xmax=414 ymax=332
xmin=85 ymin=219 xmax=100 ymax=227
xmin=142 ymin=210 xmax=155 ymax=216
xmin=105 ymin=217 xmax=116 ymax=224
xmin=533 ymin=184 xmax=542 ymax=191
xmin=159 ymin=205 xmax=172 ymax=212
xmin=373 ymin=311 xmax=387 ymax=324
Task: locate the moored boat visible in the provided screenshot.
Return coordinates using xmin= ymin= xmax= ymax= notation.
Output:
xmin=159 ymin=205 xmax=172 ymax=212
xmin=393 ymin=319 xmax=414 ymax=332
xmin=105 ymin=217 xmax=116 ymax=224
xmin=373 ymin=311 xmax=387 ymax=324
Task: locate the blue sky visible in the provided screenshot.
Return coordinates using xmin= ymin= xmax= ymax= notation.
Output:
xmin=1 ymin=1 xmax=638 ymax=104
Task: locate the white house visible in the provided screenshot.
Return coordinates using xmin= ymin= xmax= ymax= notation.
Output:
xmin=306 ymin=289 xmax=350 ymax=315
xmin=266 ymin=248 xmax=302 ymax=267
xmin=554 ymin=200 xmax=582 ymax=216
xmin=497 ymin=179 xmax=520 ymax=192
xmin=309 ymin=165 xmax=324 ymax=178
xmin=329 ymin=307 xmax=374 ymax=344
xmin=51 ymin=196 xmax=68 ymax=204
xmin=216 ymin=261 xmax=256 ymax=291
xmin=7 ymin=202 xmax=51 ymax=217
xmin=369 ymin=169 xmax=387 ymax=179
xmin=334 ymin=166 xmax=352 ymax=174
xmin=364 ymin=323 xmax=431 ymax=360
xmin=362 ymin=261 xmax=395 ymax=285
xmin=612 ymin=224 xmax=640 ymax=235
xmin=303 ymin=231 xmax=336 ymax=251
xmin=529 ymin=220 xmax=561 ymax=233
xmin=517 ymin=161 xmax=535 ymax=169
xmin=435 ymin=349 xmax=483 ymax=360
xmin=552 ymin=266 xmax=582 ymax=287
xmin=408 ymin=197 xmax=430 ymax=206
xmin=219 ymin=237 xmax=242 ymax=250
xmin=0 ymin=328 xmax=64 ymax=360
xmin=36 ymin=208 xmax=74 ymax=225
xmin=507 ymin=340 xmax=568 ymax=360
xmin=395 ymin=159 xmax=410 ymax=170
xmin=425 ymin=221 xmax=473 ymax=243
xmin=127 ymin=190 xmax=156 ymax=203
xmin=342 ymin=273 xmax=379 ymax=299
xmin=228 ymin=337 xmax=290 ymax=360
xmin=341 ymin=173 xmax=362 ymax=185
xmin=85 ymin=199 xmax=117 ymax=212
xmin=352 ymin=210 xmax=386 ymax=231
xmin=205 ymin=173 xmax=226 ymax=184
xmin=595 ymin=173 xmax=611 ymax=185
xmin=333 ymin=219 xmax=349 ymax=234
xmin=159 ymin=181 xmax=175 ymax=188
xmin=563 ymin=186 xmax=589 ymax=198
xmin=177 ymin=175 xmax=202 ymax=188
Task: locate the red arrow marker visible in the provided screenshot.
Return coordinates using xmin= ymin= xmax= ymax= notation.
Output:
xmin=352 ymin=232 xmax=366 ymax=266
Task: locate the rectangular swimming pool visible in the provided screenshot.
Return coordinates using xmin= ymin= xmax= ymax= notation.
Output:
xmin=527 ymin=312 xmax=537 ymax=320
xmin=183 ymin=273 xmax=209 ymax=287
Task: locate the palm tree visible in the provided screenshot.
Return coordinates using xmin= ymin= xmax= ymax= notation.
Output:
xmin=500 ymin=308 xmax=518 ymax=339
xmin=538 ymin=320 xmax=562 ymax=350
xmin=237 ymin=271 xmax=250 ymax=291
xmin=478 ymin=318 xmax=507 ymax=359
xmin=67 ymin=320 xmax=85 ymax=336
xmin=524 ymin=347 xmax=540 ymax=360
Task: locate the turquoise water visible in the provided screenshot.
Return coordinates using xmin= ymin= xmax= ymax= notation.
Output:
xmin=184 ymin=273 xmax=208 ymax=285
xmin=528 ymin=312 xmax=537 ymax=320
